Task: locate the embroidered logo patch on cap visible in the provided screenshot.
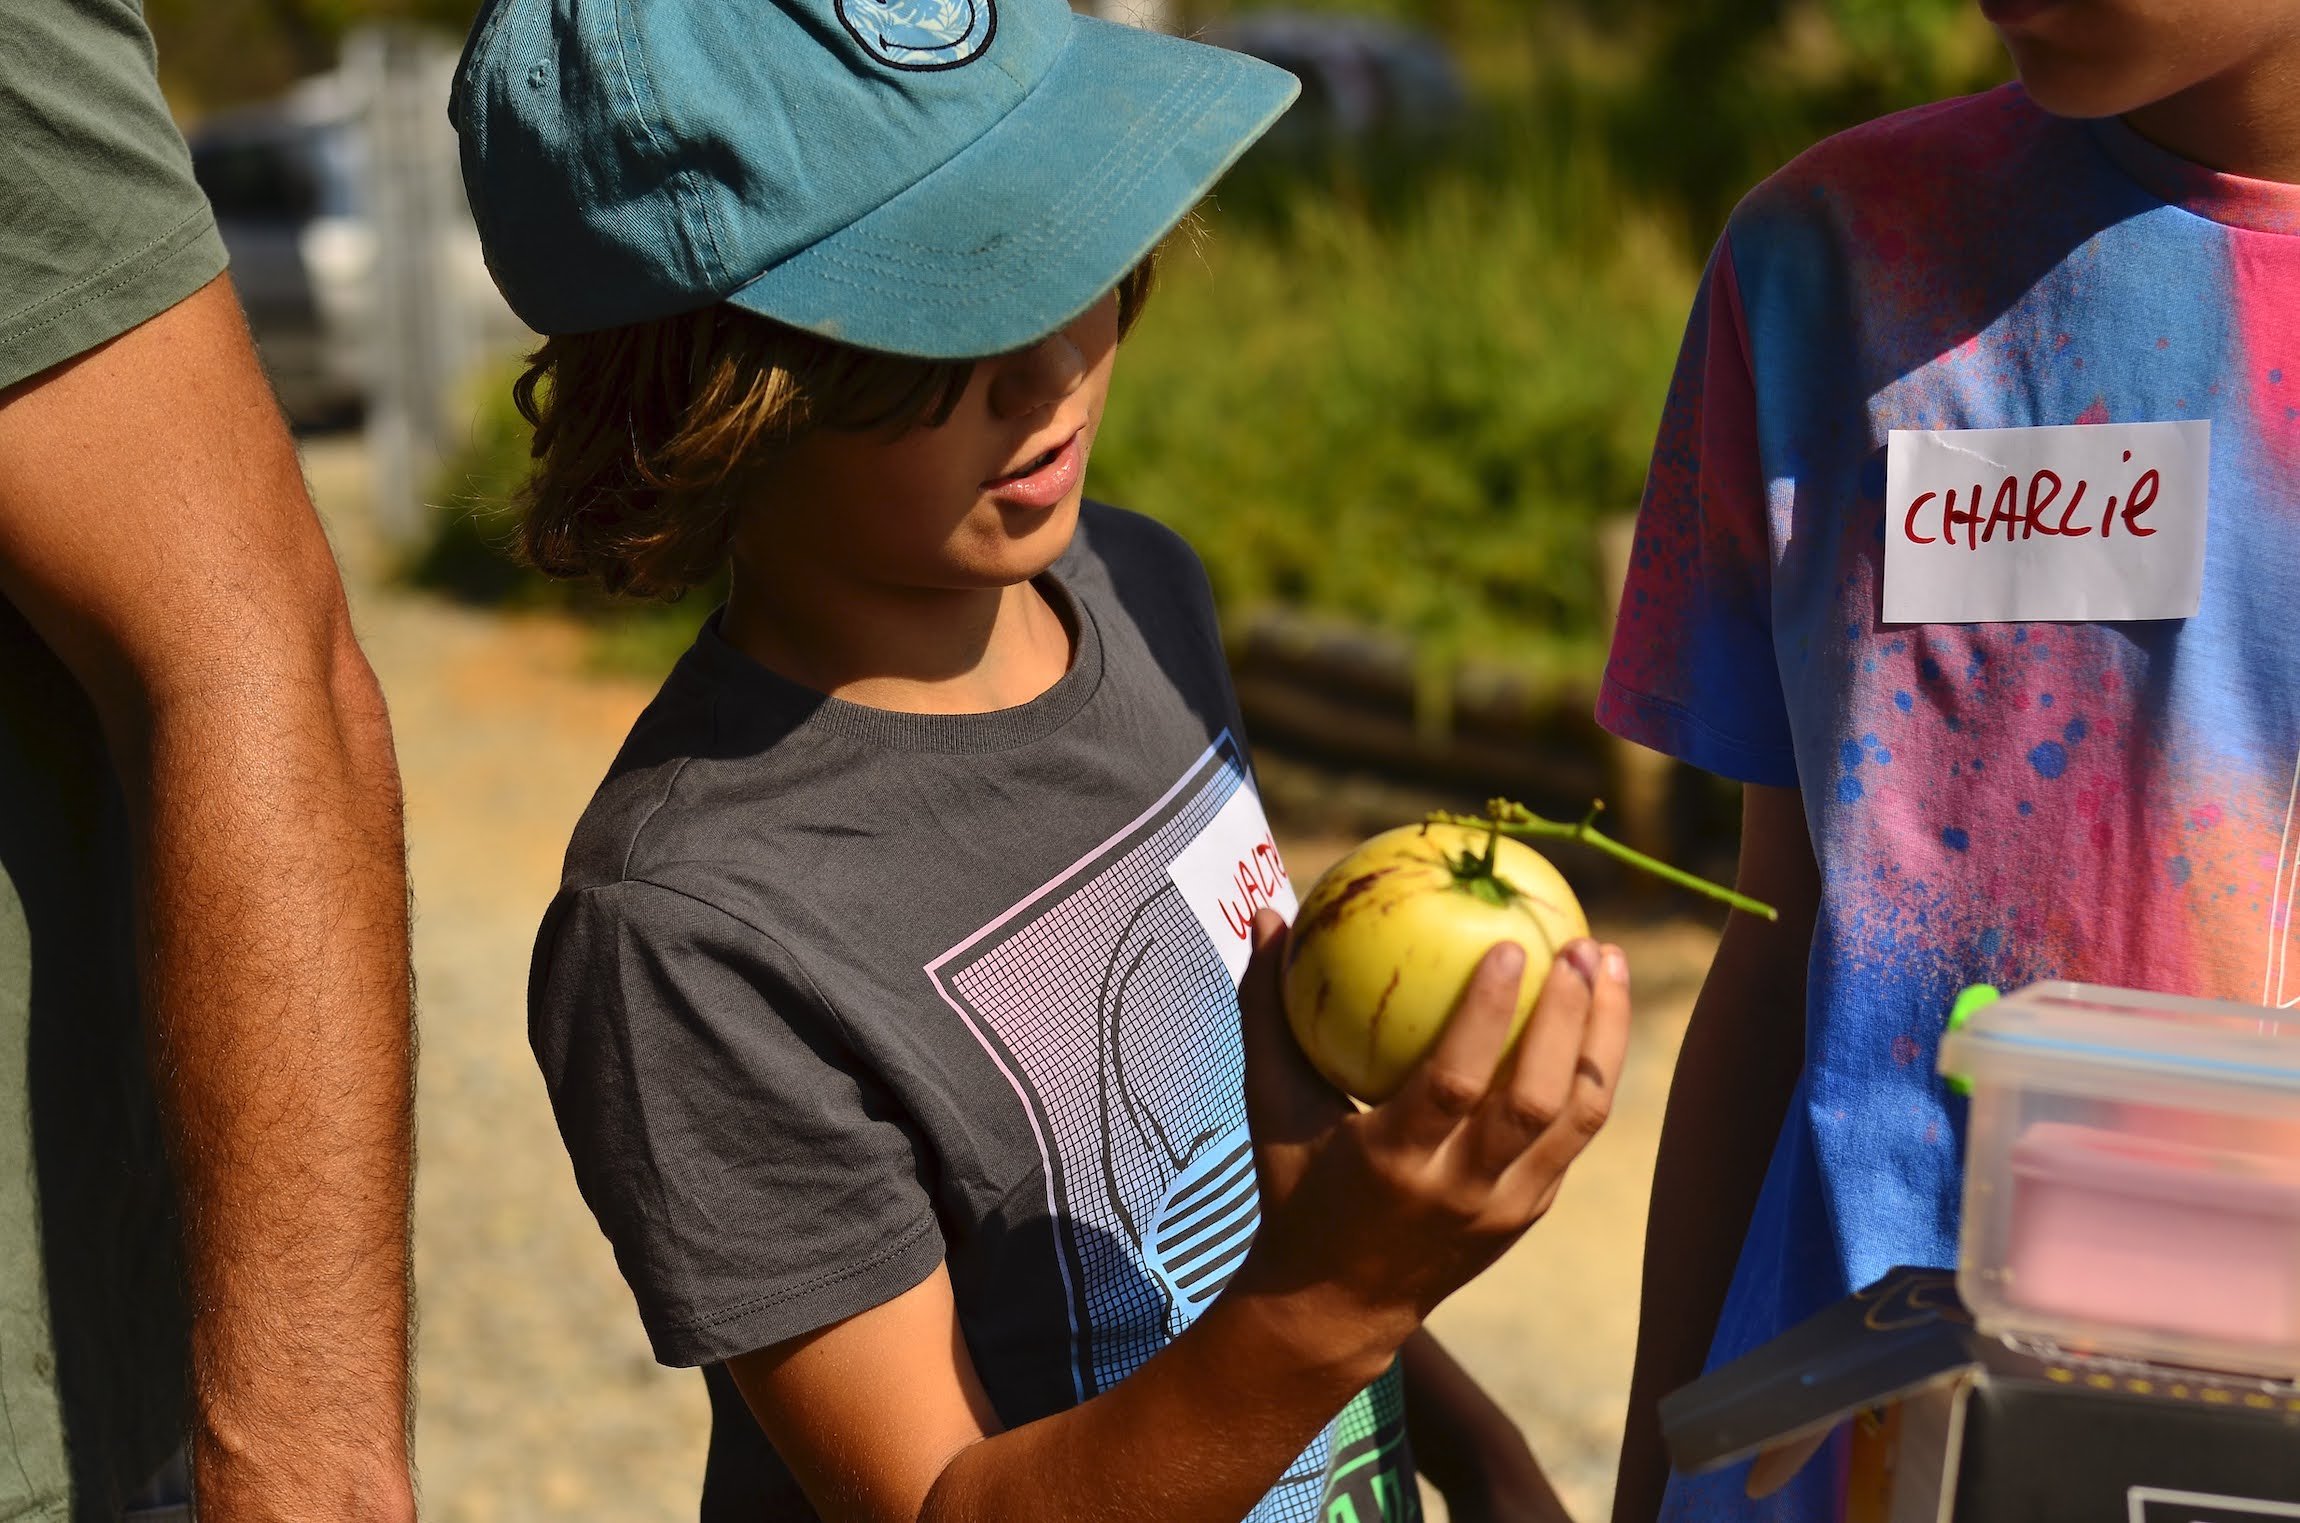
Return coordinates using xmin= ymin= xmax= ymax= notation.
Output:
xmin=836 ymin=0 xmax=997 ymax=70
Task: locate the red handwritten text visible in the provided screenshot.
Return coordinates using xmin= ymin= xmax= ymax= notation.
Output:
xmin=1900 ymin=448 xmax=2161 ymax=549
xmin=1216 ymin=831 xmax=1290 ymax=941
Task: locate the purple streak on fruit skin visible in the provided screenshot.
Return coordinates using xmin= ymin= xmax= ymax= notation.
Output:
xmin=1293 ymin=866 xmax=1400 ymax=945
xmin=1364 ymin=967 xmax=1404 ymax=1066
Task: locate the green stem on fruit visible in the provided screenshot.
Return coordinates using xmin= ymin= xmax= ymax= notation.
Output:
xmin=1447 ymin=812 xmax=1519 ymax=909
xmin=1426 ymin=798 xmax=1779 ymax=922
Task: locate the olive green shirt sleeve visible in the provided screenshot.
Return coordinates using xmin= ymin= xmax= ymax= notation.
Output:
xmin=0 ymin=0 xmax=228 ymax=391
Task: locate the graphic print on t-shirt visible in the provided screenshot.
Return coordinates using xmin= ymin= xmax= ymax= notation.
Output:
xmin=926 ymin=733 xmax=1413 ymax=1522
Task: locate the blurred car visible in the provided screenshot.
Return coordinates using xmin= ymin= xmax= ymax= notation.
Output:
xmin=190 ymin=77 xmax=371 ymax=425
xmin=188 ymin=64 xmax=521 ymax=430
xmin=1200 ymin=10 xmax=1467 ymax=152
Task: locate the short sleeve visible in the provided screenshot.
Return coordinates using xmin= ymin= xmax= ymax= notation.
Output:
xmin=0 ymin=1 xmax=228 ymax=389
xmin=529 ymin=880 xmax=945 ymax=1367
xmin=1597 ymin=235 xmax=1799 ymax=787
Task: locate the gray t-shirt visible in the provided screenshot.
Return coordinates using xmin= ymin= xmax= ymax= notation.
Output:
xmin=531 ymin=505 xmax=1419 ymax=1522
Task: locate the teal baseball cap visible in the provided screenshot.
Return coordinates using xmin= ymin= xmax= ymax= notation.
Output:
xmin=449 ymin=0 xmax=1298 ymax=359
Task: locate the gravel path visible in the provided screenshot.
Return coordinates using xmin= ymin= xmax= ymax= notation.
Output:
xmin=305 ymin=436 xmax=1718 ymax=1522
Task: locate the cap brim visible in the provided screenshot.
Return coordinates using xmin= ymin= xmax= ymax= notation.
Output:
xmin=723 ymin=15 xmax=1298 ymax=359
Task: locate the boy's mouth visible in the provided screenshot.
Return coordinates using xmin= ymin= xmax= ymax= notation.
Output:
xmin=1003 ymin=444 xmax=1063 ymax=479
xmin=983 ymin=427 xmax=1085 ymax=510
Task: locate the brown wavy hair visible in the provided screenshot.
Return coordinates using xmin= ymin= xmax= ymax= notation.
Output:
xmin=512 ymin=257 xmax=1159 ymax=599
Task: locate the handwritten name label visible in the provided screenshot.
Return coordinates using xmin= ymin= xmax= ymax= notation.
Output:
xmin=1883 ymin=420 xmax=2210 ymax=624
xmin=1166 ymin=784 xmax=1297 ymax=986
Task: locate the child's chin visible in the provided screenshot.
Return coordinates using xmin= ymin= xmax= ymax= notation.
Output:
xmin=981 ymin=493 xmax=1083 ymax=580
xmin=2005 ymin=42 xmax=2177 ymax=121
xmin=928 ymin=509 xmax=1079 ymax=592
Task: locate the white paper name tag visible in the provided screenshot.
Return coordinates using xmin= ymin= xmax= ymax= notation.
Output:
xmin=1166 ymin=784 xmax=1297 ymax=986
xmin=1883 ymin=420 xmax=2210 ymax=624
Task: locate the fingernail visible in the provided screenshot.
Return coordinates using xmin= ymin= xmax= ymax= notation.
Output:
xmin=1564 ymin=940 xmax=1602 ymax=984
xmin=1492 ymin=941 xmax=1527 ymax=979
xmin=1603 ymin=945 xmax=1629 ymax=988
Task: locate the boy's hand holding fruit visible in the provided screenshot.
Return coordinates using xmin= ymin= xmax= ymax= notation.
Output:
xmin=1229 ymin=902 xmax=1632 ymax=1381
xmin=1225 ymin=798 xmax=1763 ymax=1372
xmin=1213 ymin=802 xmax=1760 ymax=1519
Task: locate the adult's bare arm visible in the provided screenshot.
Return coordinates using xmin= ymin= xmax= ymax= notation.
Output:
xmin=1611 ymin=784 xmax=1818 ymax=1523
xmin=0 ymin=276 xmax=414 ymax=1520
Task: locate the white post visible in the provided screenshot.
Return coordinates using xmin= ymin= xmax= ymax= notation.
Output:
xmin=349 ymin=23 xmax=462 ymax=547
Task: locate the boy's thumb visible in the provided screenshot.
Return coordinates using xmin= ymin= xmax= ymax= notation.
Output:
xmin=1238 ymin=909 xmax=1347 ymax=1146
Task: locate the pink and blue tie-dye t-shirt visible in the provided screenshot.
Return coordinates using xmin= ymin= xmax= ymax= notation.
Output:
xmin=1600 ymin=84 xmax=2300 ymax=1521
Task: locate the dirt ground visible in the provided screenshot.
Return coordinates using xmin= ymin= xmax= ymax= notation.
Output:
xmin=304 ymin=437 xmax=1721 ymax=1522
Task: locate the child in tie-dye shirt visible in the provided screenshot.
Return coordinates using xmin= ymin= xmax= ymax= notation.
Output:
xmin=1599 ymin=5 xmax=2300 ymax=1521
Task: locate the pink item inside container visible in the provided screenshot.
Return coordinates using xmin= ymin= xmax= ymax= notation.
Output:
xmin=1940 ymin=982 xmax=2300 ymax=1377
xmin=2005 ymin=1121 xmax=2300 ymax=1347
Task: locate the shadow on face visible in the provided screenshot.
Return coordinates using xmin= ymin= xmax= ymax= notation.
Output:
xmin=1989 ymin=0 xmax=2300 ymax=120
xmin=737 ymin=293 xmax=1124 ymax=596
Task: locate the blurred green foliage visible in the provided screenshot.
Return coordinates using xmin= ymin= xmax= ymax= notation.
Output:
xmin=406 ymin=0 xmax=2005 ymax=681
xmin=151 ymin=0 xmax=473 ymax=116
xmin=1576 ymin=0 xmax=2006 ymax=244
xmin=1090 ymin=155 xmax=1690 ymax=683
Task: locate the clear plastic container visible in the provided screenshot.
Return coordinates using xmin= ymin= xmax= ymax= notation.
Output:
xmin=1938 ymin=981 xmax=2300 ymax=1379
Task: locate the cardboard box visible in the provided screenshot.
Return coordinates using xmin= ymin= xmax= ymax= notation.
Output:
xmin=1661 ymin=1267 xmax=2300 ymax=1523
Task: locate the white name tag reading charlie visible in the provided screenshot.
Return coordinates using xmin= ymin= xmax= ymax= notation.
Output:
xmin=1166 ymin=784 xmax=1297 ymax=986
xmin=1883 ymin=420 xmax=2210 ymax=624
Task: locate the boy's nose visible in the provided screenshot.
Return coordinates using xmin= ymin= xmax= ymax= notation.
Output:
xmin=988 ymin=328 xmax=1088 ymax=420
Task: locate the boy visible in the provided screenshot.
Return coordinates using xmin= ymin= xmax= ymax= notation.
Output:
xmin=1599 ymin=3 xmax=2300 ymax=1520
xmin=451 ymin=2 xmax=1634 ymax=1519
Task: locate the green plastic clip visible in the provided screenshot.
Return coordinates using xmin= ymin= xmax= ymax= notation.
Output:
xmin=1941 ymin=984 xmax=2000 ymax=1097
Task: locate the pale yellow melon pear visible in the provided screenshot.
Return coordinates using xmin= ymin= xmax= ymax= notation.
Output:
xmin=1283 ymin=823 xmax=1587 ymax=1102
xmin=1279 ymin=801 xmax=1775 ymax=1103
